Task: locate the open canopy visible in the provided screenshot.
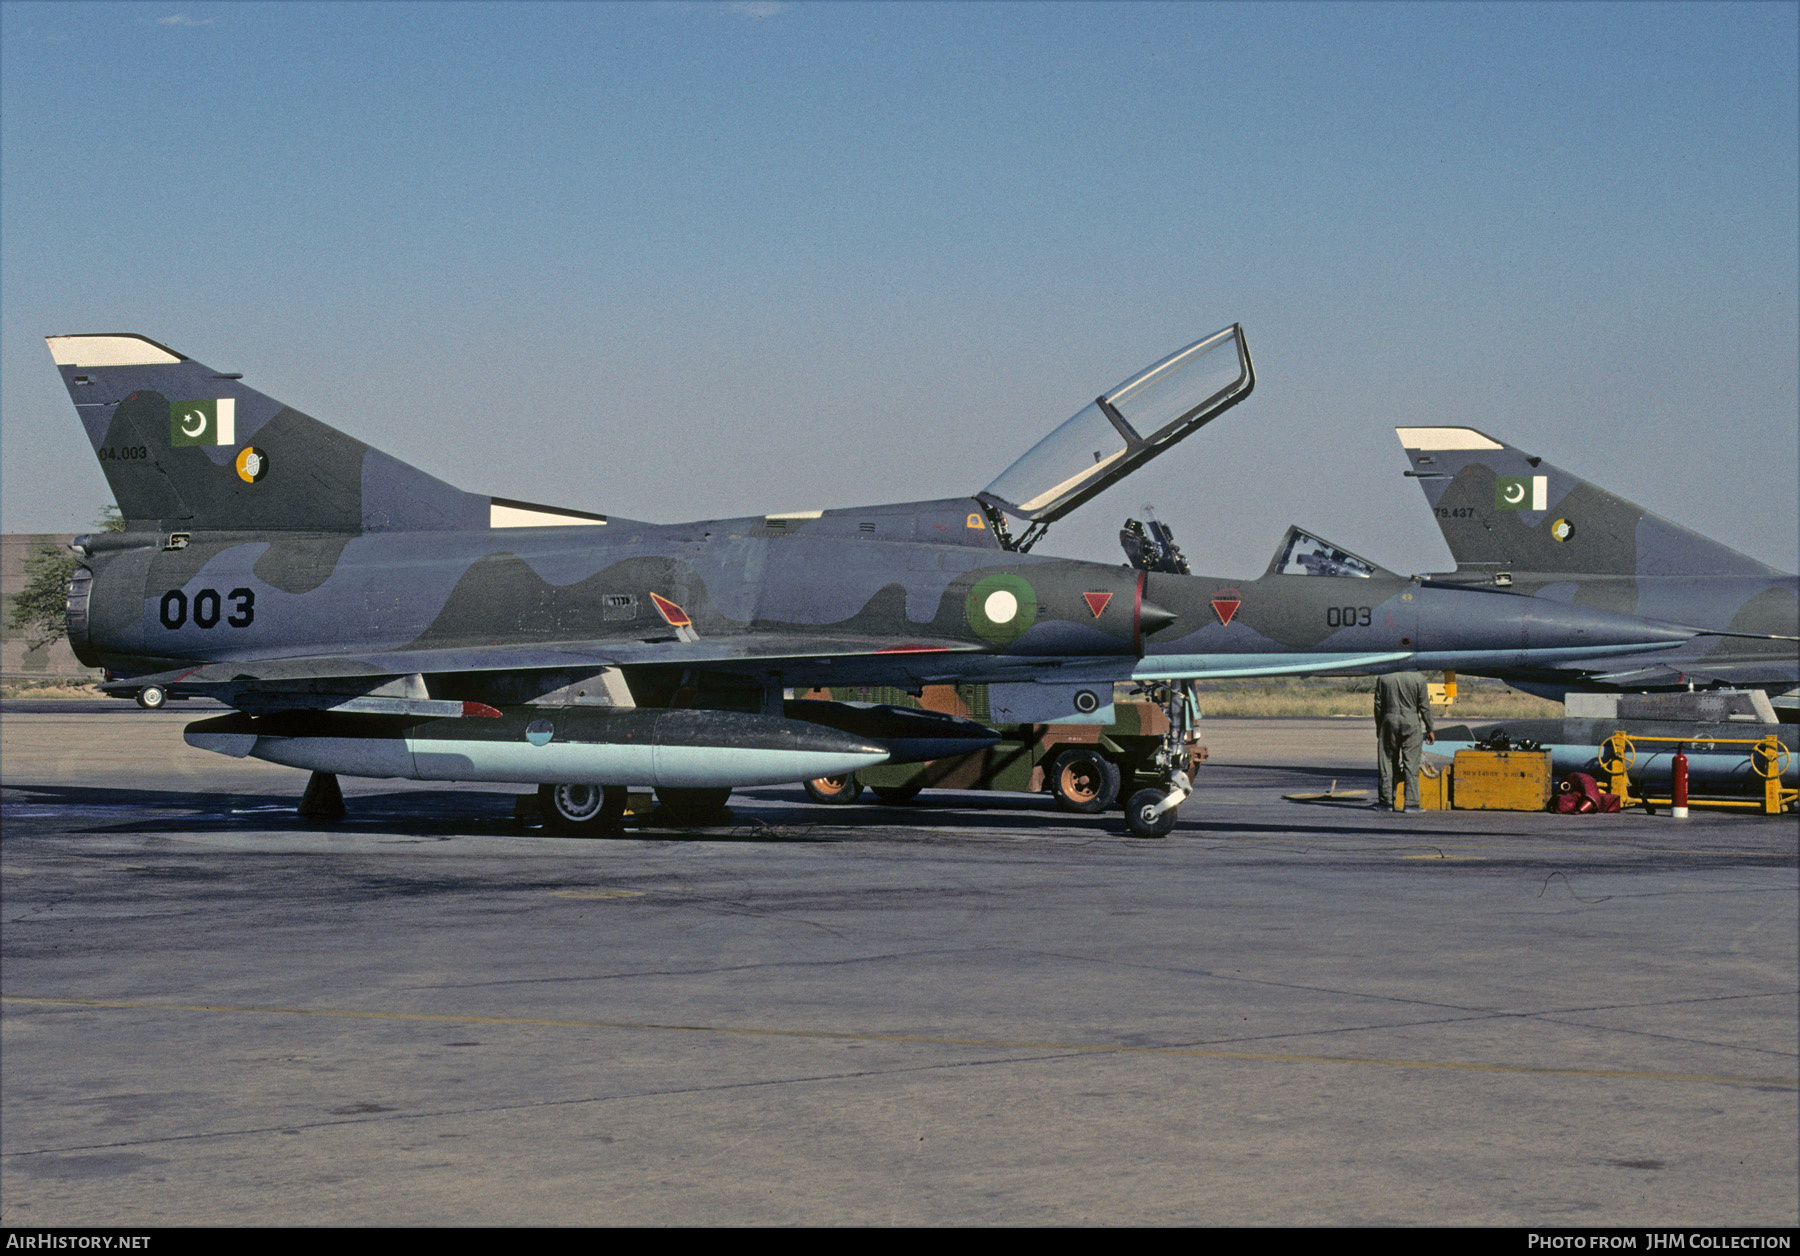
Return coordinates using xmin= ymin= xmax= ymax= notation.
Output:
xmin=978 ymin=323 xmax=1254 ymax=530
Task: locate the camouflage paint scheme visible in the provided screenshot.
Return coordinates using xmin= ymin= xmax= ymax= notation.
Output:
xmin=1397 ymin=427 xmax=1799 ymax=700
xmin=47 ymin=331 xmax=1704 ymax=797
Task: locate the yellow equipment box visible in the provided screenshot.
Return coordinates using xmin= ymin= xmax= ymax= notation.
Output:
xmin=1452 ymin=749 xmax=1553 ymax=810
xmin=1404 ymin=764 xmax=1453 ymax=811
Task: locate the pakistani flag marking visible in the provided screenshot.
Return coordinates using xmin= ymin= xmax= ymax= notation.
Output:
xmin=1495 ymin=474 xmax=1547 ymax=511
xmin=170 ymin=398 xmax=235 ymax=447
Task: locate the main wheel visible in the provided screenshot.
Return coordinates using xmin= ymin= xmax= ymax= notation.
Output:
xmin=655 ymin=786 xmax=733 ymax=824
xmin=870 ymin=784 xmax=923 ymax=805
xmin=136 ymin=685 xmax=168 ymax=709
xmin=539 ymin=783 xmax=627 ymax=835
xmin=804 ymin=774 xmax=863 ymax=805
xmin=1124 ymin=787 xmax=1178 ymax=838
xmin=1048 ymin=748 xmax=1122 ymax=814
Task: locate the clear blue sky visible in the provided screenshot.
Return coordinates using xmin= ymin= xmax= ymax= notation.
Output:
xmin=4 ymin=1 xmax=1795 ymax=575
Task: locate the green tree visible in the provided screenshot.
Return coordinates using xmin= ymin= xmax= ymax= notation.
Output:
xmin=7 ymin=506 xmax=124 ymax=650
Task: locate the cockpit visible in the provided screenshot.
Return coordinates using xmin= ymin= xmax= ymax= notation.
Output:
xmin=1266 ymin=526 xmax=1390 ymax=579
xmin=977 ymin=324 xmax=1254 ymax=551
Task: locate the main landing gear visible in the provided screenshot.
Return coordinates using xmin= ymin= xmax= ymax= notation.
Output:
xmin=539 ymin=783 xmax=628 ymax=835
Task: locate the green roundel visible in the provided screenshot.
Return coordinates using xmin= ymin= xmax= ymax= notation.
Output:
xmin=965 ymin=573 xmax=1038 ymax=645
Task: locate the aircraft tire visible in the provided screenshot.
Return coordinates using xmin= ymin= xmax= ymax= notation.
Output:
xmin=539 ymin=783 xmax=627 ymax=835
xmin=870 ymin=784 xmax=922 ymax=805
xmin=1124 ymin=788 xmax=1178 ymax=838
xmin=136 ymin=685 xmax=167 ymax=710
xmin=804 ymin=774 xmax=864 ymax=805
xmin=655 ymin=787 xmax=733 ymax=824
xmin=1048 ymin=748 xmax=1122 ymax=814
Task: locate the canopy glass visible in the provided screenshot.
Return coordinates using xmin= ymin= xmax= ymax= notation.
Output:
xmin=979 ymin=324 xmax=1254 ymax=526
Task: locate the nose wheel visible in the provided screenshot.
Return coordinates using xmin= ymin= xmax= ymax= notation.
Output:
xmin=1125 ymin=787 xmax=1180 ymax=838
xmin=1122 ymin=680 xmax=1200 ymax=837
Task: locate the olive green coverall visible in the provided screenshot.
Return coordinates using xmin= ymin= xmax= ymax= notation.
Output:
xmin=1374 ymin=670 xmax=1435 ymax=810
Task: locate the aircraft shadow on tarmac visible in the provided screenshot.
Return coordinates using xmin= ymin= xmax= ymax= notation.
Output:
xmin=0 ymin=782 xmax=787 ymax=842
xmin=2 ymin=781 xmax=1128 ymax=843
xmin=2 ymin=769 xmax=1512 ymax=846
xmin=3 ymin=782 xmax=515 ymax=838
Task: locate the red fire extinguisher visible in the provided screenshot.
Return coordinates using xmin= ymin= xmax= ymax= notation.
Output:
xmin=1672 ymin=745 xmax=1689 ymax=819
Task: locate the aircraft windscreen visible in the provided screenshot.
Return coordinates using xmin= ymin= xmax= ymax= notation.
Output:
xmin=1275 ymin=529 xmax=1379 ymax=579
xmin=979 ymin=325 xmax=1251 ymax=528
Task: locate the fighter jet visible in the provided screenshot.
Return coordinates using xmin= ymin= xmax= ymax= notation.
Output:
xmin=1396 ymin=427 xmax=1799 ymax=711
xmin=46 ymin=326 xmax=1706 ymax=835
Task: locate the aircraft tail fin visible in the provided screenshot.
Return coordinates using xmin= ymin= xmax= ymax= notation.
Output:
xmin=45 ymin=333 xmax=574 ymax=535
xmin=1396 ymin=426 xmax=1783 ymax=580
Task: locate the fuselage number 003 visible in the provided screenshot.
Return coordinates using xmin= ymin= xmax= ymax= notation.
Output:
xmin=159 ymin=588 xmax=255 ymax=630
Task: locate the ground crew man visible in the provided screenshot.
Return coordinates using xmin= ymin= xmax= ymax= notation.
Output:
xmin=1374 ymin=670 xmax=1435 ymax=811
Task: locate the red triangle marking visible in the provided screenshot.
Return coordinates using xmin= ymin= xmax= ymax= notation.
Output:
xmin=1212 ymin=597 xmax=1241 ymax=626
xmin=1082 ymin=591 xmax=1113 ymax=618
xmin=648 ymin=591 xmax=692 ymax=629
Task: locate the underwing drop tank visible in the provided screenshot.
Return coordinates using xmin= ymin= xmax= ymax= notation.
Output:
xmin=185 ymin=705 xmax=891 ymax=789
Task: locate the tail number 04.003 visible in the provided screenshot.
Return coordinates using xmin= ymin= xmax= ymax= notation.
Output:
xmin=159 ymin=588 xmax=255 ymax=629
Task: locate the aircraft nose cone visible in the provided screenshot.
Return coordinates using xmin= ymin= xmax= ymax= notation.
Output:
xmin=1138 ymin=599 xmax=1178 ymax=636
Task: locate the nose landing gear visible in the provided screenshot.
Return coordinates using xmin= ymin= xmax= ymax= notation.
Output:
xmin=1125 ymin=680 xmax=1200 ymax=838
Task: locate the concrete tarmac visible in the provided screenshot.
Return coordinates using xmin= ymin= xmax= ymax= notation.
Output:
xmin=2 ymin=703 xmax=1795 ymax=1226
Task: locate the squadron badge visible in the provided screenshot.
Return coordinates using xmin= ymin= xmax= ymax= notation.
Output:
xmin=235 ymin=447 xmax=269 ymax=483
